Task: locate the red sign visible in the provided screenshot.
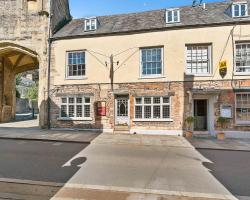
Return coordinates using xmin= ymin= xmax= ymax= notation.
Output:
xmin=97 ymin=102 xmax=106 ymax=116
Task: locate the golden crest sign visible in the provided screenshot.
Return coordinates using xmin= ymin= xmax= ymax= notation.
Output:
xmin=219 ymin=60 xmax=227 ymax=78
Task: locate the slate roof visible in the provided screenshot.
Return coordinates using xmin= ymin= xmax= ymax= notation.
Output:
xmin=53 ymin=0 xmax=250 ymax=39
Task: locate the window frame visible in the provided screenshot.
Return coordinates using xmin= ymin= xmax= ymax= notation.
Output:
xmin=232 ymin=3 xmax=248 ymax=18
xmin=133 ymin=96 xmax=173 ymax=122
xmin=66 ymin=50 xmax=86 ymax=80
xmin=185 ymin=44 xmax=212 ymax=76
xmin=166 ymin=8 xmax=180 ymax=23
xmin=59 ymin=96 xmax=92 ymax=121
xmin=84 ymin=17 xmax=97 ymax=31
xmin=234 ymin=41 xmax=250 ymax=75
xmin=235 ymin=93 xmax=250 ymax=125
xmin=140 ymin=47 xmax=164 ymax=78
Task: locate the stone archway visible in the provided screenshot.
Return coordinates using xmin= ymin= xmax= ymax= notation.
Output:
xmin=0 ymin=43 xmax=39 ymax=122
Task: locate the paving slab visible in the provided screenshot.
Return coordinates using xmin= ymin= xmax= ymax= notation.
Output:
xmin=51 ymin=136 xmax=236 ymax=200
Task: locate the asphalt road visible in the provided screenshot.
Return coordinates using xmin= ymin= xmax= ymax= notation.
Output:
xmin=0 ymin=139 xmax=88 ymax=183
xmin=198 ymin=149 xmax=250 ymax=198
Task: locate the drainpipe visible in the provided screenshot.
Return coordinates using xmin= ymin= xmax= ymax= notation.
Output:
xmin=47 ymin=0 xmax=53 ymax=129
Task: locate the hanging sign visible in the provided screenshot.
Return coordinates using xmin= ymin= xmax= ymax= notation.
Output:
xmin=97 ymin=101 xmax=106 ymax=116
xmin=219 ymin=60 xmax=227 ymax=78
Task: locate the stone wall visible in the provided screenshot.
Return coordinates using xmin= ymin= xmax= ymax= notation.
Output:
xmin=50 ymin=79 xmax=250 ymax=134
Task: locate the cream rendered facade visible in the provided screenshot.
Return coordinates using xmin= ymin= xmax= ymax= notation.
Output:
xmin=50 ymin=3 xmax=250 ymax=137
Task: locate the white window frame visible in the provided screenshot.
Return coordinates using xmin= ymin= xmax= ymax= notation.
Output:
xmin=234 ymin=42 xmax=250 ymax=75
xmin=185 ymin=44 xmax=212 ymax=76
xmin=232 ymin=3 xmax=248 ymax=18
xmin=166 ymin=8 xmax=180 ymax=23
xmin=59 ymin=96 xmax=92 ymax=121
xmin=66 ymin=51 xmax=86 ymax=80
xmin=140 ymin=47 xmax=164 ymax=78
xmin=84 ymin=17 xmax=97 ymax=31
xmin=133 ymin=96 xmax=173 ymax=122
xmin=235 ymin=93 xmax=250 ymax=125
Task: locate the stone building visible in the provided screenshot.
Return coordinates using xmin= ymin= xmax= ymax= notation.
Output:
xmin=0 ymin=0 xmax=70 ymax=126
xmin=49 ymin=0 xmax=250 ymax=138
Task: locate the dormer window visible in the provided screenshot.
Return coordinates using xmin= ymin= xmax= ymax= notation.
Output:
xmin=232 ymin=2 xmax=248 ymax=17
xmin=84 ymin=17 xmax=97 ymax=31
xmin=166 ymin=8 xmax=180 ymax=23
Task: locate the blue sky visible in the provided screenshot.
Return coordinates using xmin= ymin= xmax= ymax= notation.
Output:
xmin=69 ymin=0 xmax=220 ymax=18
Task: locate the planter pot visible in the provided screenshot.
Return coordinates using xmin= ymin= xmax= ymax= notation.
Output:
xmin=185 ymin=131 xmax=193 ymax=138
xmin=217 ymin=132 xmax=225 ymax=140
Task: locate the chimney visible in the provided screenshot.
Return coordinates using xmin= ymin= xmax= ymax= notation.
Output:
xmin=202 ymin=2 xmax=206 ymax=10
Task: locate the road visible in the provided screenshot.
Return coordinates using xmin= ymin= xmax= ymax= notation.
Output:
xmin=198 ymin=149 xmax=250 ymax=199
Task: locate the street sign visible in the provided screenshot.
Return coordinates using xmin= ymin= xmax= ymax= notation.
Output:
xmin=219 ymin=60 xmax=227 ymax=78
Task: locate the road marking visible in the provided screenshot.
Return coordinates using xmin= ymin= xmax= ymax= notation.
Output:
xmin=52 ymin=142 xmax=63 ymax=146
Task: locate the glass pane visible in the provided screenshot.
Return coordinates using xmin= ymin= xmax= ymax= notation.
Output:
xmin=144 ymin=97 xmax=151 ymax=104
xmin=163 ymin=97 xmax=170 ymax=104
xmin=85 ymin=97 xmax=90 ymax=103
xmin=77 ymin=105 xmax=83 ymax=117
xmin=61 ymin=105 xmax=67 ymax=117
xmin=69 ymin=105 xmax=75 ymax=117
xmin=153 ymin=106 xmax=161 ymax=118
xmin=135 ymin=106 xmax=142 ymax=119
xmin=144 ymin=106 xmax=151 ymax=119
xmin=84 ymin=105 xmax=90 ymax=117
xmin=153 ymin=97 xmax=161 ymax=104
xmin=69 ymin=98 xmax=74 ymax=104
xmin=163 ymin=105 xmax=170 ymax=118
xmin=135 ymin=98 xmax=142 ymax=104
xmin=61 ymin=98 xmax=67 ymax=104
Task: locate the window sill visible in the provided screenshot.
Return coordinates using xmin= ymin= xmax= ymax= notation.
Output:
xmin=235 ymin=122 xmax=250 ymax=126
xmin=234 ymin=72 xmax=250 ymax=76
xmin=185 ymin=73 xmax=212 ymax=77
xmin=133 ymin=119 xmax=173 ymax=122
xmin=139 ymin=75 xmax=166 ymax=80
xmin=57 ymin=117 xmax=92 ymax=121
xmin=65 ymin=76 xmax=88 ymax=80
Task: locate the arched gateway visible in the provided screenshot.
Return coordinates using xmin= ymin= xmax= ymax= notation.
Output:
xmin=0 ymin=43 xmax=39 ymax=122
xmin=0 ymin=0 xmax=71 ymax=128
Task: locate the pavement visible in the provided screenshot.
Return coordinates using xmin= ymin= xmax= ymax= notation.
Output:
xmin=189 ymin=138 xmax=250 ymax=151
xmin=51 ymin=134 xmax=236 ymax=200
xmin=0 ymin=119 xmax=99 ymax=143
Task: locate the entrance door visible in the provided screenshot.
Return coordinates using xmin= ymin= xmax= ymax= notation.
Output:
xmin=115 ymin=96 xmax=129 ymax=125
xmin=194 ymin=100 xmax=207 ymax=131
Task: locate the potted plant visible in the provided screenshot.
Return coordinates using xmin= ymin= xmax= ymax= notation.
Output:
xmin=217 ymin=117 xmax=230 ymax=140
xmin=185 ymin=116 xmax=196 ymax=138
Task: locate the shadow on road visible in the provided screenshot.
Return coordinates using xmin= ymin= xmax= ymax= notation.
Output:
xmin=0 ymin=139 xmax=89 ymax=199
xmin=199 ymin=149 xmax=250 ymax=198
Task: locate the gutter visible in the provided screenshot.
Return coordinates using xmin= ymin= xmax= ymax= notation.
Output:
xmin=47 ymin=0 xmax=53 ymax=129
